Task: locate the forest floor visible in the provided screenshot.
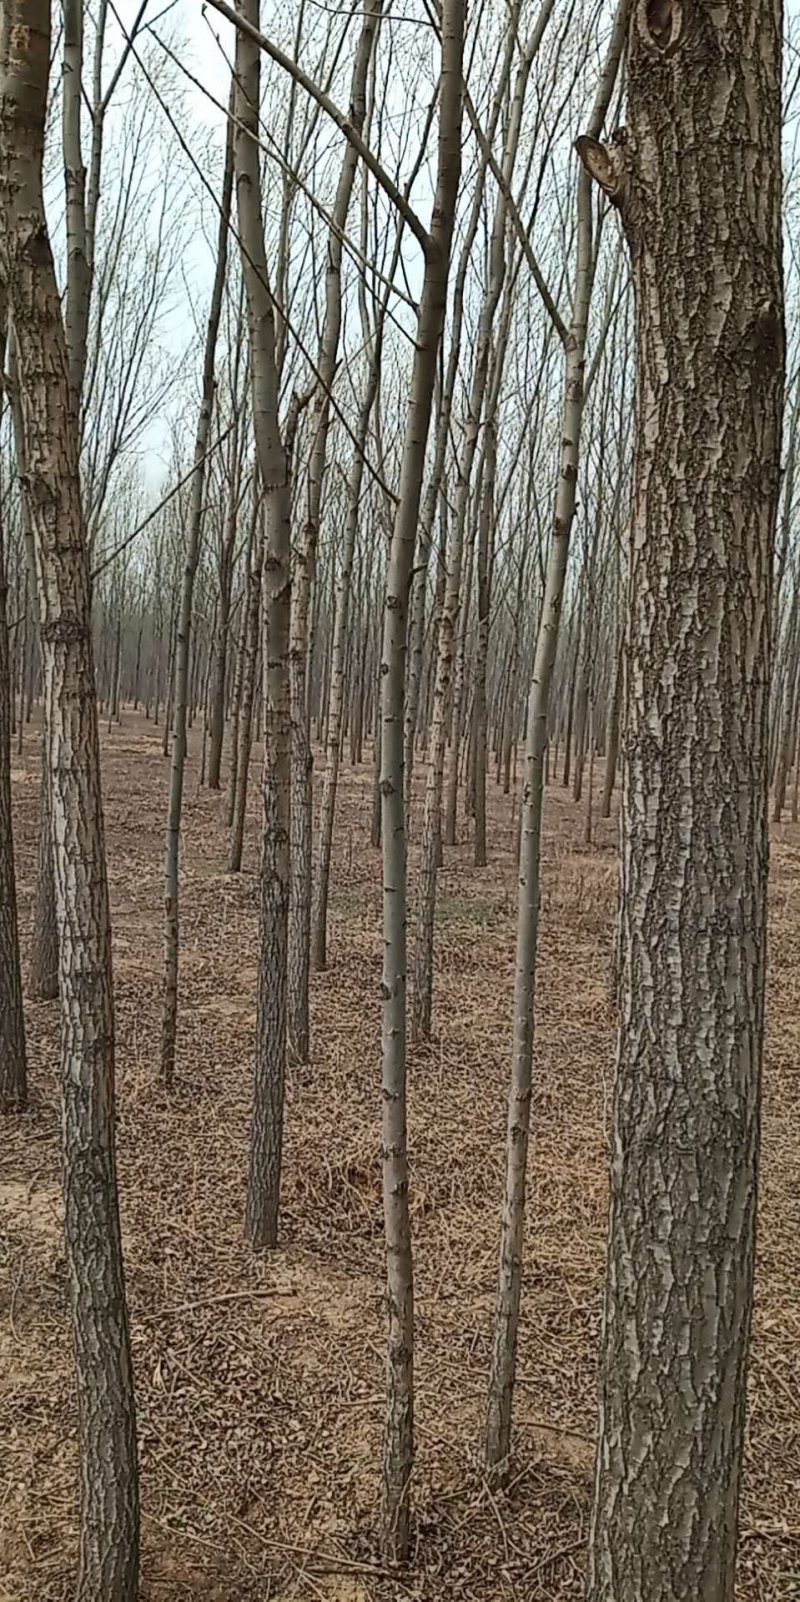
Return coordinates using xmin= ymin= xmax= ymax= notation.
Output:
xmin=2 ymin=711 xmax=800 ymax=1602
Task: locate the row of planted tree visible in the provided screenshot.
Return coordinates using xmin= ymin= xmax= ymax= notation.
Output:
xmin=0 ymin=0 xmax=792 ymax=1598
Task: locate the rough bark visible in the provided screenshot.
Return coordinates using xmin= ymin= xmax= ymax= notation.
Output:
xmin=581 ymin=2 xmax=783 ymax=1596
xmin=8 ymin=327 xmax=58 ymax=999
xmin=0 ymin=4 xmax=139 ymax=1592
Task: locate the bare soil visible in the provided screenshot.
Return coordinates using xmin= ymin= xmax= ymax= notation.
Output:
xmin=2 ymin=712 xmax=799 ymax=1600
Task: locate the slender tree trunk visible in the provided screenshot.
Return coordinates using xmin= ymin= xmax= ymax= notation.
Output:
xmin=484 ymin=1 xmax=630 ymax=1473
xmin=287 ymin=0 xmax=382 ymax=1062
xmin=227 ymin=498 xmax=258 ymax=831
xmin=0 ymin=492 xmax=27 ymax=1112
xmin=474 ymin=420 xmax=496 ymax=866
xmin=229 ymin=515 xmax=263 ymax=874
xmin=235 ymin=0 xmax=292 ymax=1251
xmin=600 ymin=632 xmax=622 ymax=819
xmin=581 ymin=1 xmax=783 ymax=1594
xmin=208 ymin=422 xmax=240 ymax=789
xmin=312 ymin=370 xmax=377 ymax=969
xmin=378 ymin=0 xmax=464 ymax=1557
xmin=0 ymin=5 xmax=139 ymax=1590
xmin=160 ymin=101 xmax=233 ymax=1087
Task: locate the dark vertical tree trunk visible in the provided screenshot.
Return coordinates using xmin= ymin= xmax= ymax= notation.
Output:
xmin=580 ymin=2 xmax=783 ymax=1594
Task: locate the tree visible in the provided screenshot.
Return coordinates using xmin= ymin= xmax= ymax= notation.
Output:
xmin=0 ymin=298 xmax=26 ymax=1112
xmin=235 ymin=0 xmax=292 ymax=1252
xmin=578 ymin=1 xmax=784 ymax=1595
xmin=0 ymin=3 xmax=139 ymax=1595
xmin=484 ymin=0 xmax=631 ymax=1474
xmin=378 ymin=0 xmax=465 ymax=1557
xmin=287 ymin=0 xmax=382 ymax=1063
xmin=161 ymin=96 xmax=234 ymax=1086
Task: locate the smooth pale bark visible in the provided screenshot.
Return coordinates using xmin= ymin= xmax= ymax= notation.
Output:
xmin=583 ymin=2 xmax=783 ymax=1595
xmin=208 ymin=414 xmax=242 ymax=790
xmin=484 ymin=0 xmax=631 ymax=1474
xmin=160 ymin=100 xmax=233 ymax=1086
xmin=236 ymin=0 xmax=291 ymax=1252
xmin=228 ymin=496 xmax=261 ymax=865
xmin=287 ymin=0 xmax=382 ymax=1062
xmin=402 ymin=21 xmax=519 ymax=830
xmin=442 ymin=514 xmax=475 ymax=846
xmin=379 ymin=0 xmax=464 ymax=1559
xmin=413 ymin=9 xmax=550 ymax=1032
xmin=0 ymin=4 xmax=139 ymax=1594
xmin=473 ymin=419 xmax=496 ymax=867
xmin=62 ymin=0 xmax=89 ymax=431
xmin=772 ymin=592 xmax=798 ymax=819
xmin=600 ymin=631 xmax=622 ymax=819
xmin=311 ymin=371 xmax=374 ymax=968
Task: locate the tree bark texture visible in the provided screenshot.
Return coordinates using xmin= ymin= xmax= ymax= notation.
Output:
xmin=581 ymin=3 xmax=784 ymax=1597
xmin=0 ymin=5 xmax=139 ymax=1594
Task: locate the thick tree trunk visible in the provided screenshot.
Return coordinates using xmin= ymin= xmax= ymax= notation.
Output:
xmin=8 ymin=330 xmax=58 ymax=999
xmin=581 ymin=2 xmax=783 ymax=1596
xmin=0 ymin=4 xmax=139 ymax=1592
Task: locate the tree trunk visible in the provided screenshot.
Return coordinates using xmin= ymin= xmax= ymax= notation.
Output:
xmin=8 ymin=328 xmax=58 ymax=999
xmin=378 ymin=0 xmax=464 ymax=1558
xmin=287 ymin=0 xmax=381 ymax=1062
xmin=484 ymin=0 xmax=630 ymax=1474
xmin=229 ymin=527 xmax=262 ymax=875
xmin=160 ymin=98 xmax=233 ymax=1086
xmin=600 ymin=632 xmax=622 ymax=819
xmin=0 ymin=490 xmax=27 ymax=1112
xmin=581 ymin=1 xmax=783 ymax=1594
xmin=0 ymin=4 xmax=139 ymax=1591
xmin=235 ymin=0 xmax=292 ymax=1252
xmin=474 ymin=421 xmax=496 ymax=866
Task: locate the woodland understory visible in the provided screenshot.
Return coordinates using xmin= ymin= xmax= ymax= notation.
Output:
xmin=2 ymin=716 xmax=799 ymax=1602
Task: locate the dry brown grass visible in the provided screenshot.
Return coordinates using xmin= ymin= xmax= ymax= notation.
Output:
xmin=2 ymin=712 xmax=799 ymax=1600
